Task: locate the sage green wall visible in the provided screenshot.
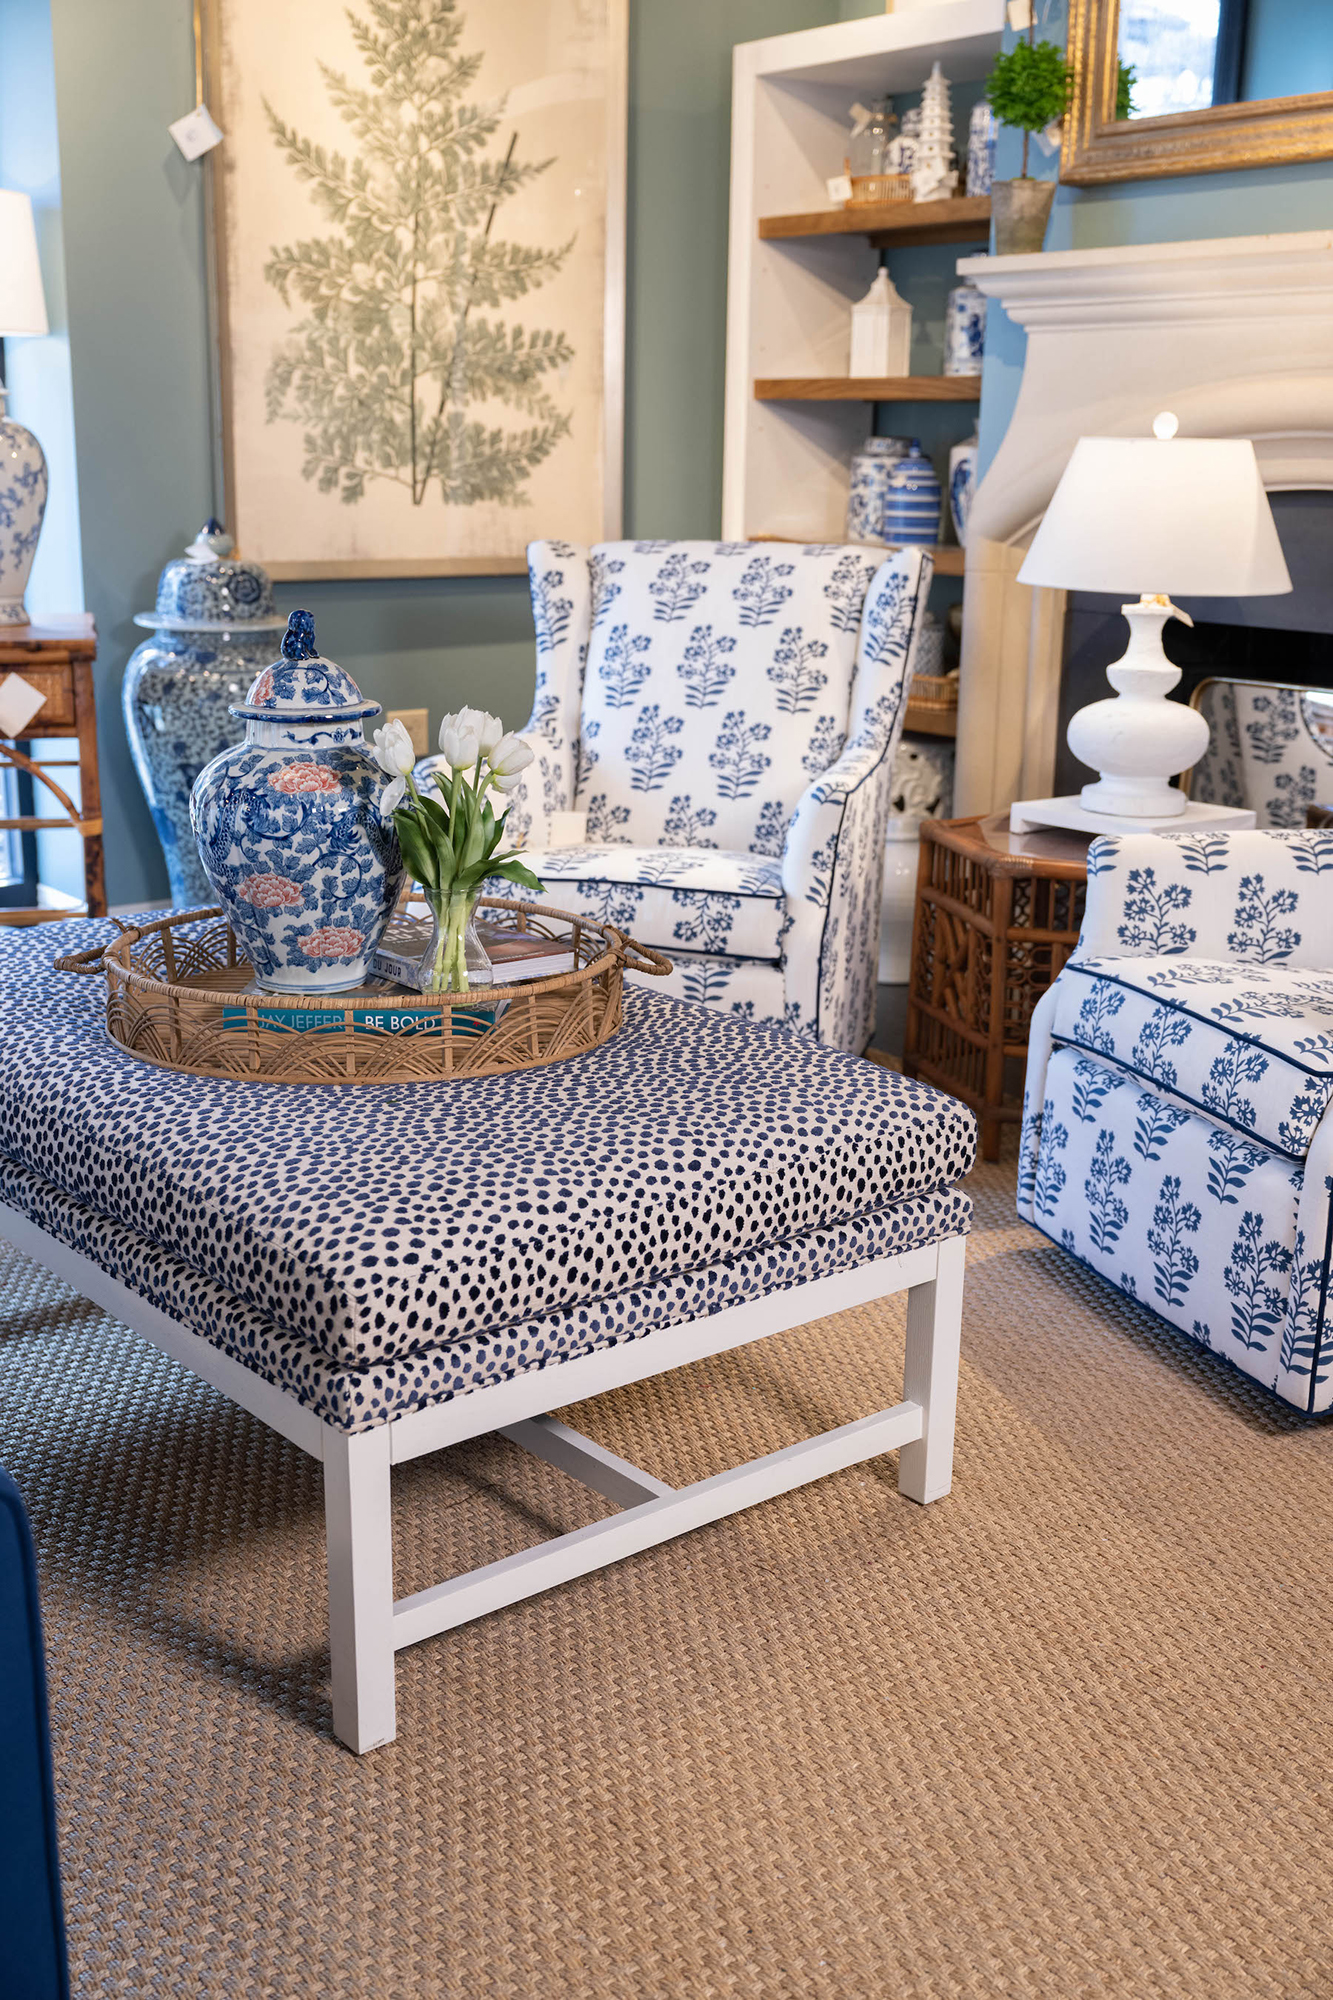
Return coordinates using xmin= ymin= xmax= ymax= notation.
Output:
xmin=46 ymin=0 xmax=830 ymax=908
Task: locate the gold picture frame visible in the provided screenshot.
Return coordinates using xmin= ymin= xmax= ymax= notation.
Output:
xmin=1062 ymin=0 xmax=1333 ymax=185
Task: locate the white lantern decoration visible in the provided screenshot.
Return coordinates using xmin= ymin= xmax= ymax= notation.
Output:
xmin=849 ymin=268 xmax=912 ymax=378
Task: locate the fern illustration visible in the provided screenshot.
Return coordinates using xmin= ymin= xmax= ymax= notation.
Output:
xmin=1290 ymin=831 xmax=1333 ymax=875
xmin=676 ymin=625 xmax=737 ymax=709
xmin=1086 ymin=838 xmax=1122 ymax=878
xmin=262 ymin=0 xmax=573 ymax=507
xmin=1147 ymin=1173 xmax=1201 ymax=1308
xmin=861 ymin=569 xmax=912 ymax=669
xmin=1085 ymin=1129 xmax=1132 ymax=1253
xmin=767 ymin=627 xmax=829 ymax=715
xmin=1223 ymin=1209 xmax=1292 ymax=1352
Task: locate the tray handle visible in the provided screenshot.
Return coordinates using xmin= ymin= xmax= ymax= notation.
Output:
xmin=620 ymin=934 xmax=672 ymax=978
xmin=54 ymin=917 xmax=139 ymax=975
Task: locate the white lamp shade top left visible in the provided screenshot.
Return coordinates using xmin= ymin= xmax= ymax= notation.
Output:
xmin=0 ymin=190 xmax=49 ymax=338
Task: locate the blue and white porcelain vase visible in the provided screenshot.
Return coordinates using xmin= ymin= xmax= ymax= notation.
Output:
xmin=949 ymin=429 xmax=979 ymax=548
xmin=943 ymin=283 xmax=987 ymax=378
xmin=0 ymin=395 xmax=48 ymax=626
xmin=846 ymin=435 xmax=910 ymax=544
xmin=882 ymin=441 xmax=941 ymax=547
xmin=965 ymin=102 xmax=996 ymax=197
xmin=190 ymin=610 xmax=403 ymax=995
xmin=123 ymin=521 xmax=288 ymax=905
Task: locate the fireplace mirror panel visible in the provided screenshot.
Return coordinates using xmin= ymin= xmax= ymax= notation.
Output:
xmin=1184 ymin=678 xmax=1333 ymax=826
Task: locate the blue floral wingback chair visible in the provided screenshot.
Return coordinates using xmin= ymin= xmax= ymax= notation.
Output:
xmin=1019 ymin=828 xmax=1333 ymax=1412
xmin=469 ymin=538 xmax=931 ymax=1051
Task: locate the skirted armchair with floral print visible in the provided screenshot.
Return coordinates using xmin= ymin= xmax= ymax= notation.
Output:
xmin=1019 ymin=828 xmax=1333 ymax=1412
xmin=443 ymin=538 xmax=932 ymax=1051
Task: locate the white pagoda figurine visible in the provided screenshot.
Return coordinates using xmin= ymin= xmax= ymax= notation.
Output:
xmin=849 ymin=267 xmax=912 ymax=378
xmin=910 ymin=62 xmax=958 ymax=203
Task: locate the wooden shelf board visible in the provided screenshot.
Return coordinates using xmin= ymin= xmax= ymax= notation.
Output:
xmin=903 ymin=702 xmax=958 ymax=738
xmin=755 ymin=376 xmax=980 ymax=403
xmin=759 ymin=196 xmax=991 ymax=248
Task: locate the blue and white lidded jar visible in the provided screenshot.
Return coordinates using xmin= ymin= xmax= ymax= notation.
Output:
xmin=943 ymin=283 xmax=987 ymax=377
xmin=966 ymin=102 xmax=997 ymax=197
xmin=190 ymin=610 xmax=403 ymax=995
xmin=846 ymin=435 xmax=911 ymax=543
xmin=0 ymin=391 xmax=48 ymax=627
xmin=123 ymin=521 xmax=288 ymax=906
xmin=881 ymin=442 xmax=941 ymax=547
xmin=949 ymin=430 xmax=979 ymax=548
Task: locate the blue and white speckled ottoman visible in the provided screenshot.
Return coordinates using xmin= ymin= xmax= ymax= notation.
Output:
xmin=0 ymin=919 xmax=975 ymax=1750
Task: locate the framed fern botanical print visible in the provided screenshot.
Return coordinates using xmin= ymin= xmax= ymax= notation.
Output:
xmin=203 ymin=0 xmax=627 ymax=578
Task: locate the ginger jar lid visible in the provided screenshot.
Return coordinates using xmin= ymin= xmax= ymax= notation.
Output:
xmin=229 ymin=610 xmax=382 ymax=723
xmin=133 ymin=520 xmax=287 ymax=633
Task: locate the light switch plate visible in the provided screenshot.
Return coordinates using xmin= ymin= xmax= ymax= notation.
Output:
xmin=385 ymin=707 xmax=429 ymax=759
xmin=0 ymin=672 xmax=48 ymax=739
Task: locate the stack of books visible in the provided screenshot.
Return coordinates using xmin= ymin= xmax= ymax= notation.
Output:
xmin=370 ymin=913 xmax=576 ymax=990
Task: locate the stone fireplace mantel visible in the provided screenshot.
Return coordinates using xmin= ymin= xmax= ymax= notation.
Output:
xmin=952 ymin=229 xmax=1333 ymax=815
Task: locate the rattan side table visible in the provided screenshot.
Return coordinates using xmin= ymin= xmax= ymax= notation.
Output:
xmin=903 ymin=812 xmax=1091 ymax=1161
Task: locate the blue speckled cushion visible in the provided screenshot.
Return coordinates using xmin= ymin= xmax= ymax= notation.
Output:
xmin=0 ymin=921 xmax=975 ymax=1387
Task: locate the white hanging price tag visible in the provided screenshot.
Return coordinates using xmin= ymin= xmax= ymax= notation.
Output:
xmin=826 ymin=174 xmax=853 ymax=205
xmin=168 ymin=103 xmax=224 ymax=162
xmin=1035 ymin=118 xmax=1064 ymax=155
xmin=0 ymin=673 xmax=48 ymax=739
xmin=1006 ymin=0 xmax=1033 ymax=28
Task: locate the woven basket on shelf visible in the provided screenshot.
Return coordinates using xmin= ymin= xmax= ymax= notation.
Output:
xmin=908 ymin=672 xmax=960 ymax=717
xmin=847 ymin=175 xmax=913 ymax=205
xmin=55 ymin=900 xmax=670 ymax=1085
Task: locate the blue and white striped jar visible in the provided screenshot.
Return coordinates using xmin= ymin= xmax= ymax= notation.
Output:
xmin=881 ymin=441 xmax=941 ymax=547
xmin=845 ymin=435 xmax=910 ymax=544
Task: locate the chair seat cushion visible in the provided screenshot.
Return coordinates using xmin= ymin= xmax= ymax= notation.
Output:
xmin=0 ymin=919 xmax=976 ymax=1372
xmin=1053 ymin=956 xmax=1333 ymax=1160
xmin=523 ymin=844 xmax=786 ymax=960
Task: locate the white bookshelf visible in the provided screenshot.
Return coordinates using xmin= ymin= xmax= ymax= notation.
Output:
xmin=722 ymin=2 xmax=1003 ymax=548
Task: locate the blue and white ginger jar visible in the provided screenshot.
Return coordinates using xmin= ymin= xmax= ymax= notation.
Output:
xmin=943 ymin=283 xmax=987 ymax=378
xmin=882 ymin=442 xmax=941 ymax=548
xmin=949 ymin=430 xmax=979 ymax=548
xmin=846 ymin=435 xmax=911 ymax=544
xmin=123 ymin=521 xmax=288 ymax=904
xmin=190 ymin=609 xmax=403 ymax=995
xmin=966 ymin=102 xmax=996 ymax=197
xmin=0 ymin=399 xmax=48 ymax=627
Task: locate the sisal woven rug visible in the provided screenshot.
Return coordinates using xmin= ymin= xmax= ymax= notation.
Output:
xmin=3 ymin=1149 xmax=1330 ymax=1999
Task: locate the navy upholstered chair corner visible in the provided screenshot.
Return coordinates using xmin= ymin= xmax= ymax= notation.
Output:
xmin=0 ymin=1467 xmax=70 ymax=2000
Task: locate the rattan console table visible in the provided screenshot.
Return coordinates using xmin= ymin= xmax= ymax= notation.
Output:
xmin=903 ymin=812 xmax=1091 ymax=1162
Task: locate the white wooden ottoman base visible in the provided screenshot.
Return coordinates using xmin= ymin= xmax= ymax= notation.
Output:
xmin=0 ymin=1203 xmax=965 ymax=1754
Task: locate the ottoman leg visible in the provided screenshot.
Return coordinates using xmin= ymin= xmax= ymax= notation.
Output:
xmin=324 ymin=1427 xmax=397 ymax=1753
xmin=897 ymin=1234 xmax=965 ymax=1506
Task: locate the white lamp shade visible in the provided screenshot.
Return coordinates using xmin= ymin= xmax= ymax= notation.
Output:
xmin=0 ymin=190 xmax=49 ymax=338
xmin=1017 ymin=435 xmax=1291 ymax=598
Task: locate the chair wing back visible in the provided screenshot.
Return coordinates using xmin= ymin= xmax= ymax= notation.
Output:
xmin=1078 ymin=828 xmax=1333 ymax=969
xmin=522 ymin=539 xmax=593 ymax=835
xmin=573 ymin=541 xmax=885 ymax=852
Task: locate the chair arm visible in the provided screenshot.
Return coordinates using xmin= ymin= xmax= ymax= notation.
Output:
xmin=781 ymin=738 xmax=896 ymax=1050
xmin=1077 ymin=827 xmax=1333 ymax=965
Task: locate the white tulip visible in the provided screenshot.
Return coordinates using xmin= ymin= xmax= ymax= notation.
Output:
xmin=437 ymin=709 xmax=459 ymax=752
xmin=492 ymin=770 xmax=526 ymax=793
xmin=489 ymin=732 xmax=534 ymax=777
xmin=372 ymin=717 xmax=417 ymax=777
xmin=380 ymin=774 xmax=406 ymax=817
xmin=440 ymin=724 xmax=481 ymax=771
xmin=456 ymin=705 xmax=504 ymax=754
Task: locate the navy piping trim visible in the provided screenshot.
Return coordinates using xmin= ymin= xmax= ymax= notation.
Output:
xmin=535 ymin=869 xmax=783 ymax=903
xmin=1052 ymin=1037 xmax=1312 ymax=1162
xmin=1308 ymin=1191 xmax=1333 ymax=1415
xmin=1064 ymin=961 xmax=1333 ymax=1081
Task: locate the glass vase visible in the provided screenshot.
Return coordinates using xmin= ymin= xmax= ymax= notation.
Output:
xmin=419 ymin=891 xmax=493 ymax=994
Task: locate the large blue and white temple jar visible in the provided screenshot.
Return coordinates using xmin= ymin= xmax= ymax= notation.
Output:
xmin=190 ymin=610 xmax=403 ymax=995
xmin=122 ymin=521 xmax=288 ymax=904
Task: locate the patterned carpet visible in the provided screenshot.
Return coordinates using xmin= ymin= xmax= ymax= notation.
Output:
xmin=2 ymin=1145 xmax=1330 ymax=1999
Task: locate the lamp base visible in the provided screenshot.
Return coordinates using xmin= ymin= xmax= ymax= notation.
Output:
xmin=1009 ymin=795 xmax=1256 ymax=838
xmin=0 ymin=410 xmax=48 ymax=626
xmin=1064 ymin=595 xmax=1210 ymax=815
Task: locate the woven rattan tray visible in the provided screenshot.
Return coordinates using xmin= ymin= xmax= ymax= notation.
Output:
xmin=56 ymin=900 xmax=670 ymax=1084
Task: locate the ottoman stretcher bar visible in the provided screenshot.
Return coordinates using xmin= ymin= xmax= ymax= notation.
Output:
xmin=0 ymin=922 xmax=976 ymax=1754
xmin=0 ymin=1199 xmax=964 ymax=1753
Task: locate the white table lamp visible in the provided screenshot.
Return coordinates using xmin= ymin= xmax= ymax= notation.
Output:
xmin=0 ymin=189 xmax=51 ymax=627
xmin=1012 ymin=414 xmax=1291 ymax=829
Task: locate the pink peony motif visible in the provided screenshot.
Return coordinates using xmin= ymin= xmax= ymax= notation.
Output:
xmin=269 ymin=762 xmax=341 ymax=795
xmin=236 ymin=873 xmax=305 ymax=910
xmin=300 ymin=927 xmax=365 ymax=959
xmin=250 ymin=667 xmax=276 ymax=704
